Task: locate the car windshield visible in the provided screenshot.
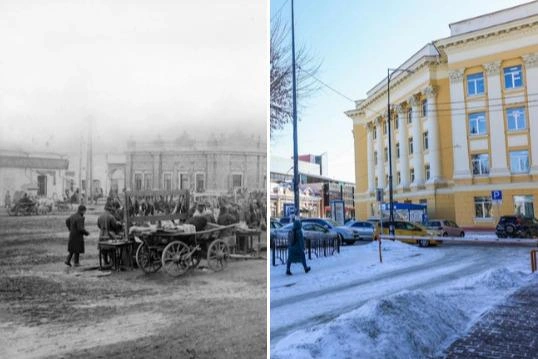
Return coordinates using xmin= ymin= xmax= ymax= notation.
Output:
xmin=324 ymin=219 xmax=339 ymax=227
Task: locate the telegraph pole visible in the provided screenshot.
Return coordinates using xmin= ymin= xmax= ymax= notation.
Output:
xmin=291 ymin=0 xmax=299 ymax=216
xmin=86 ymin=117 xmax=93 ymax=205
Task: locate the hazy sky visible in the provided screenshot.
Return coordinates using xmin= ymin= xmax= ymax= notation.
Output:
xmin=270 ymin=0 xmax=529 ymax=182
xmin=0 ymin=0 xmax=267 ymax=156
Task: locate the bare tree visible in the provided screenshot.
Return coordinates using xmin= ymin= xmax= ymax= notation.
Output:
xmin=270 ymin=14 xmax=321 ymax=136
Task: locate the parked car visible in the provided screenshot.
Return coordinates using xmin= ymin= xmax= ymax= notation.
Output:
xmin=279 ymin=217 xmax=293 ymax=225
xmin=495 ymin=215 xmax=538 ymax=238
xmin=345 ymin=220 xmax=375 ymax=240
xmin=376 ymin=220 xmax=441 ymax=247
xmin=271 ymin=221 xmax=339 ymax=247
xmin=301 ymin=218 xmax=360 ymax=245
xmin=426 ymin=219 xmax=465 ymax=237
xmin=270 ymin=218 xmax=283 ymax=230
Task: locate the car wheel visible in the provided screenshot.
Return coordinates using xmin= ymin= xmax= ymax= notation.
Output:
xmin=522 ymin=230 xmax=532 ymax=239
xmin=460 ymin=231 xmax=465 ymax=237
xmin=505 ymin=225 xmax=516 ymax=237
xmin=496 ymin=232 xmax=507 ymax=239
xmin=442 ymin=232 xmax=448 ymax=237
xmin=418 ymin=239 xmax=429 ymax=247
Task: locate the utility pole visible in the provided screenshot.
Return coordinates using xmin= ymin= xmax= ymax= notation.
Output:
xmin=78 ymin=135 xmax=83 ymax=194
xmin=86 ymin=117 xmax=93 ymax=205
xmin=291 ymin=0 xmax=299 ymax=217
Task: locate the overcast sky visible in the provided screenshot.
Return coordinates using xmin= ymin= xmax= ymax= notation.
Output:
xmin=0 ymin=0 xmax=267 ymax=156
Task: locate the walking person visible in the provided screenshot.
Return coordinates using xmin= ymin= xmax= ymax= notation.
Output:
xmin=286 ymin=217 xmax=311 ymax=276
xmin=65 ymin=205 xmax=90 ymax=267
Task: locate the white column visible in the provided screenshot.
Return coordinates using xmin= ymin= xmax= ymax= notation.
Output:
xmin=424 ymin=85 xmax=442 ymax=183
xmin=523 ymin=53 xmax=538 ymax=175
xmin=375 ymin=117 xmax=385 ymax=189
xmin=410 ymin=94 xmax=424 ymax=187
xmin=366 ymin=123 xmax=375 ymax=193
xmin=485 ymin=61 xmax=510 ymax=177
xmin=449 ymin=69 xmax=472 ymax=179
xmin=396 ymin=104 xmax=410 ymax=188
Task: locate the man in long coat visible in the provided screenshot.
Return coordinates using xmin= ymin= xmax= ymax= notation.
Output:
xmin=286 ymin=217 xmax=311 ymax=275
xmin=65 ymin=205 xmax=90 ymax=267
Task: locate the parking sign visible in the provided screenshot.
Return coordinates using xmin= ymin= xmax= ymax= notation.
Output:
xmin=491 ymin=190 xmax=502 ymax=202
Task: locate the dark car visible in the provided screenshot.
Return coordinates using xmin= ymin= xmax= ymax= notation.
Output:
xmin=495 ymin=215 xmax=538 ymax=238
xmin=279 ymin=217 xmax=293 ymax=225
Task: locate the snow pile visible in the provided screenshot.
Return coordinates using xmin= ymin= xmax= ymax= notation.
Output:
xmin=272 ymin=266 xmax=532 ymax=359
xmin=470 ymin=267 xmax=528 ymax=290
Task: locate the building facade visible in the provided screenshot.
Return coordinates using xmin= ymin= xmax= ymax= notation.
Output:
xmin=347 ymin=2 xmax=538 ymax=228
xmin=0 ymin=150 xmax=69 ymax=204
xmin=125 ymin=133 xmax=266 ymax=194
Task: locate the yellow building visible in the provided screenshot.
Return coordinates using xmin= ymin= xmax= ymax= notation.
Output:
xmin=346 ymin=2 xmax=538 ymax=228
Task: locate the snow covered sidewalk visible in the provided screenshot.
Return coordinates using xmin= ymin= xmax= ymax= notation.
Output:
xmin=270 ymin=240 xmax=535 ymax=358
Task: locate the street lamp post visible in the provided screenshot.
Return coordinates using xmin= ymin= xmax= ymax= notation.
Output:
xmin=291 ymin=0 xmax=299 ymax=216
xmin=387 ymin=67 xmax=414 ymax=236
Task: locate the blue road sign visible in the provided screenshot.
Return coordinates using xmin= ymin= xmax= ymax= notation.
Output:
xmin=283 ymin=203 xmax=296 ymax=217
xmin=491 ymin=190 xmax=503 ymax=201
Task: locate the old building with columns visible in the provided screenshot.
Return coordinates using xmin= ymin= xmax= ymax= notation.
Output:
xmin=124 ymin=132 xmax=266 ymax=194
xmin=347 ymin=2 xmax=538 ymax=228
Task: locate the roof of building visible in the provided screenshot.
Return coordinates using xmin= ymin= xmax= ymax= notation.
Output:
xmin=448 ymin=1 xmax=538 ymax=36
xmin=0 ymin=149 xmax=69 ymax=170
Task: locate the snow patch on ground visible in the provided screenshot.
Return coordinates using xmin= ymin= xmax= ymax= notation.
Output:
xmin=271 ymin=240 xmax=533 ymax=359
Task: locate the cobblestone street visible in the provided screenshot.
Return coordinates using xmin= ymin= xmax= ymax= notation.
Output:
xmin=445 ymin=276 xmax=538 ymax=358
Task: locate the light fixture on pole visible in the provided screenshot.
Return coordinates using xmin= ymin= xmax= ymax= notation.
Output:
xmin=387 ymin=67 xmax=414 ymax=236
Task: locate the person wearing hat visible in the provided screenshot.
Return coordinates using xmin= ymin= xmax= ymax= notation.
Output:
xmin=65 ymin=205 xmax=90 ymax=267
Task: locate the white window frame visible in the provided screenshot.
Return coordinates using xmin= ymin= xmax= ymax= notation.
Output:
xmin=471 ymin=153 xmax=489 ymax=176
xmin=474 ymin=196 xmax=492 ymax=219
xmin=510 ymin=150 xmax=529 ymax=174
xmin=469 ymin=112 xmax=487 ymax=136
xmin=506 ymin=107 xmax=526 ymax=131
xmin=195 ymin=172 xmax=206 ymax=193
xmin=504 ymin=65 xmax=523 ymax=89
xmin=467 ymin=72 xmax=485 ymax=96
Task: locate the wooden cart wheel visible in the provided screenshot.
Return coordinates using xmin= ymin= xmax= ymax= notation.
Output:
xmin=207 ymin=239 xmax=229 ymax=272
xmin=136 ymin=243 xmax=162 ymax=273
xmin=162 ymin=241 xmax=191 ymax=277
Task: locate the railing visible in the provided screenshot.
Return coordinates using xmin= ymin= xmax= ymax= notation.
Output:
xmin=271 ymin=237 xmax=340 ymax=266
xmin=378 ymin=234 xmax=538 ymax=245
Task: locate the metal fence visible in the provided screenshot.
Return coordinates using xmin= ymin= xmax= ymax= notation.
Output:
xmin=271 ymin=237 xmax=340 ymax=266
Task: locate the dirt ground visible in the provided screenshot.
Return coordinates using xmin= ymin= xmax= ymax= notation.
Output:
xmin=0 ymin=208 xmax=267 ymax=359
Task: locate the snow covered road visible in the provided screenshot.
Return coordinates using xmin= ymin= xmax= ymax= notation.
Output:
xmin=270 ymin=240 xmax=535 ymax=358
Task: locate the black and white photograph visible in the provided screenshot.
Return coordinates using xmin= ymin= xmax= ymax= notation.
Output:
xmin=0 ymin=1 xmax=267 ymax=358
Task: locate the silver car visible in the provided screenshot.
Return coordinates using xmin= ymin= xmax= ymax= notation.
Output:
xmin=345 ymin=220 xmax=375 ymax=240
xmin=426 ymin=219 xmax=465 ymax=237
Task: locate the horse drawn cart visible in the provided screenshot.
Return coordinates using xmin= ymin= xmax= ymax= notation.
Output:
xmin=121 ymin=189 xmax=235 ymax=277
xmin=132 ymin=223 xmax=235 ymax=276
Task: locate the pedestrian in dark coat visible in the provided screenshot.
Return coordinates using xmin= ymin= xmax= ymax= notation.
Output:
xmin=286 ymin=217 xmax=311 ymax=275
xmin=65 ymin=205 xmax=90 ymax=267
